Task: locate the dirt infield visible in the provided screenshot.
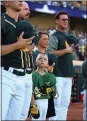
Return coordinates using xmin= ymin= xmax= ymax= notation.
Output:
xmin=67 ymin=102 xmax=83 ymax=120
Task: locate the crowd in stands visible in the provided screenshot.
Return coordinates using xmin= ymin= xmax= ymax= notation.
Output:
xmin=32 ymin=1 xmax=87 ymax=11
xmin=34 ymin=25 xmax=87 ymax=61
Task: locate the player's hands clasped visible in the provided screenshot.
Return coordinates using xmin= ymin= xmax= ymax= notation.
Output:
xmin=66 ymin=46 xmax=73 ymax=54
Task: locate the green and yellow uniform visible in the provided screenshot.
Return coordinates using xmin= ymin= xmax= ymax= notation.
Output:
xmin=32 ymin=71 xmax=56 ymax=100
xmin=48 ymin=30 xmax=79 ymax=77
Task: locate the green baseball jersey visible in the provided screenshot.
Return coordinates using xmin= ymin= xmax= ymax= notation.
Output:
xmin=1 ymin=13 xmax=22 ymax=68
xmin=32 ymin=71 xmax=56 ymax=100
xmin=32 ymin=71 xmax=50 ymax=100
xmin=48 ymin=30 xmax=79 ymax=77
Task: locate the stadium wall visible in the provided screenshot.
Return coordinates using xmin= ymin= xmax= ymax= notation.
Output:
xmin=30 ymin=12 xmax=87 ymax=32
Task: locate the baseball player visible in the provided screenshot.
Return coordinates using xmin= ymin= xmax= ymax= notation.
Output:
xmin=82 ymin=59 xmax=87 ymax=120
xmin=1 ymin=1 xmax=34 ymax=120
xmin=33 ymin=31 xmax=57 ymax=73
xmin=47 ymin=11 xmax=79 ymax=120
xmin=82 ymin=45 xmax=87 ymax=120
xmin=31 ymin=53 xmax=56 ymax=120
xmin=18 ymin=3 xmax=39 ymax=120
xmin=32 ymin=31 xmax=57 ymax=119
xmin=16 ymin=19 xmax=39 ymax=120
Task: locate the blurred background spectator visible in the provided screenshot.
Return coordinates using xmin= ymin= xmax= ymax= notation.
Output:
xmin=34 ymin=26 xmax=87 ymax=61
xmin=33 ymin=1 xmax=87 ymax=11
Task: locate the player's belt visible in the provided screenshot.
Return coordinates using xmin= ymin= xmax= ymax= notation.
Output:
xmin=3 ymin=67 xmax=26 ymax=76
xmin=26 ymin=68 xmax=33 ymax=74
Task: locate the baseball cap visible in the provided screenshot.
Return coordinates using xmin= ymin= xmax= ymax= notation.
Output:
xmin=39 ymin=73 xmax=56 ymax=87
xmin=16 ymin=20 xmax=39 ymax=45
xmin=65 ymin=33 xmax=79 ymax=45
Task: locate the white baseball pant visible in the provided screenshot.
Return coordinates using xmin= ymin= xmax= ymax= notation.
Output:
xmin=32 ymin=99 xmax=48 ymax=120
xmin=1 ymin=67 xmax=32 ymax=120
xmin=50 ymin=77 xmax=72 ymax=120
xmin=83 ymin=89 xmax=87 ymax=120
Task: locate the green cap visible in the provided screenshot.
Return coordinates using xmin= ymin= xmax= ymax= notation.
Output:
xmin=39 ymin=73 xmax=56 ymax=87
xmin=16 ymin=20 xmax=39 ymax=45
xmin=65 ymin=33 xmax=78 ymax=45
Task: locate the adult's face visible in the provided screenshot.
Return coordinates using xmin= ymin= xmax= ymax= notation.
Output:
xmin=19 ymin=2 xmax=30 ymax=20
xmin=56 ymin=14 xmax=69 ymax=30
xmin=38 ymin=34 xmax=49 ymax=49
xmin=4 ymin=1 xmax=24 ymax=12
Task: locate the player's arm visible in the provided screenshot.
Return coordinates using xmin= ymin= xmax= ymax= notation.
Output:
xmin=47 ymin=35 xmax=73 ymax=57
xmin=1 ymin=32 xmax=34 ymax=56
xmin=2 ymin=43 xmax=20 ymax=56
xmin=51 ymin=47 xmax=73 ymax=57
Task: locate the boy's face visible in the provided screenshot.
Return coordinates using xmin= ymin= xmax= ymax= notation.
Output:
xmin=38 ymin=34 xmax=48 ymax=49
xmin=36 ymin=54 xmax=48 ymax=68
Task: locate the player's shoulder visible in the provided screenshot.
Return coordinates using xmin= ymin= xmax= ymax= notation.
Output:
xmin=1 ymin=13 xmax=15 ymax=31
xmin=49 ymin=30 xmax=56 ymax=36
xmin=1 ymin=13 xmax=6 ymax=28
xmin=48 ymin=30 xmax=59 ymax=43
xmin=32 ymin=71 xmax=40 ymax=77
xmin=32 ymin=71 xmax=37 ymax=80
xmin=32 ymin=71 xmax=37 ymax=76
xmin=33 ymin=47 xmax=40 ymax=55
xmin=49 ymin=29 xmax=59 ymax=39
xmin=2 ymin=13 xmax=13 ymax=24
xmin=1 ymin=13 xmax=9 ymax=34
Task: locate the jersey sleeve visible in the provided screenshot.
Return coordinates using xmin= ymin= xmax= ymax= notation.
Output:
xmin=1 ymin=14 xmax=7 ymax=45
xmin=47 ymin=35 xmax=59 ymax=52
xmin=1 ymin=14 xmax=5 ymax=45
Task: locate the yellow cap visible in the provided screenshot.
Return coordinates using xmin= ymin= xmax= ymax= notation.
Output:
xmin=65 ymin=41 xmax=69 ymax=47
xmin=22 ymin=47 xmax=28 ymax=52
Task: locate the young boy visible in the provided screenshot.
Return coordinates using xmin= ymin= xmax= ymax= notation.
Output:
xmin=31 ymin=53 xmax=56 ymax=120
